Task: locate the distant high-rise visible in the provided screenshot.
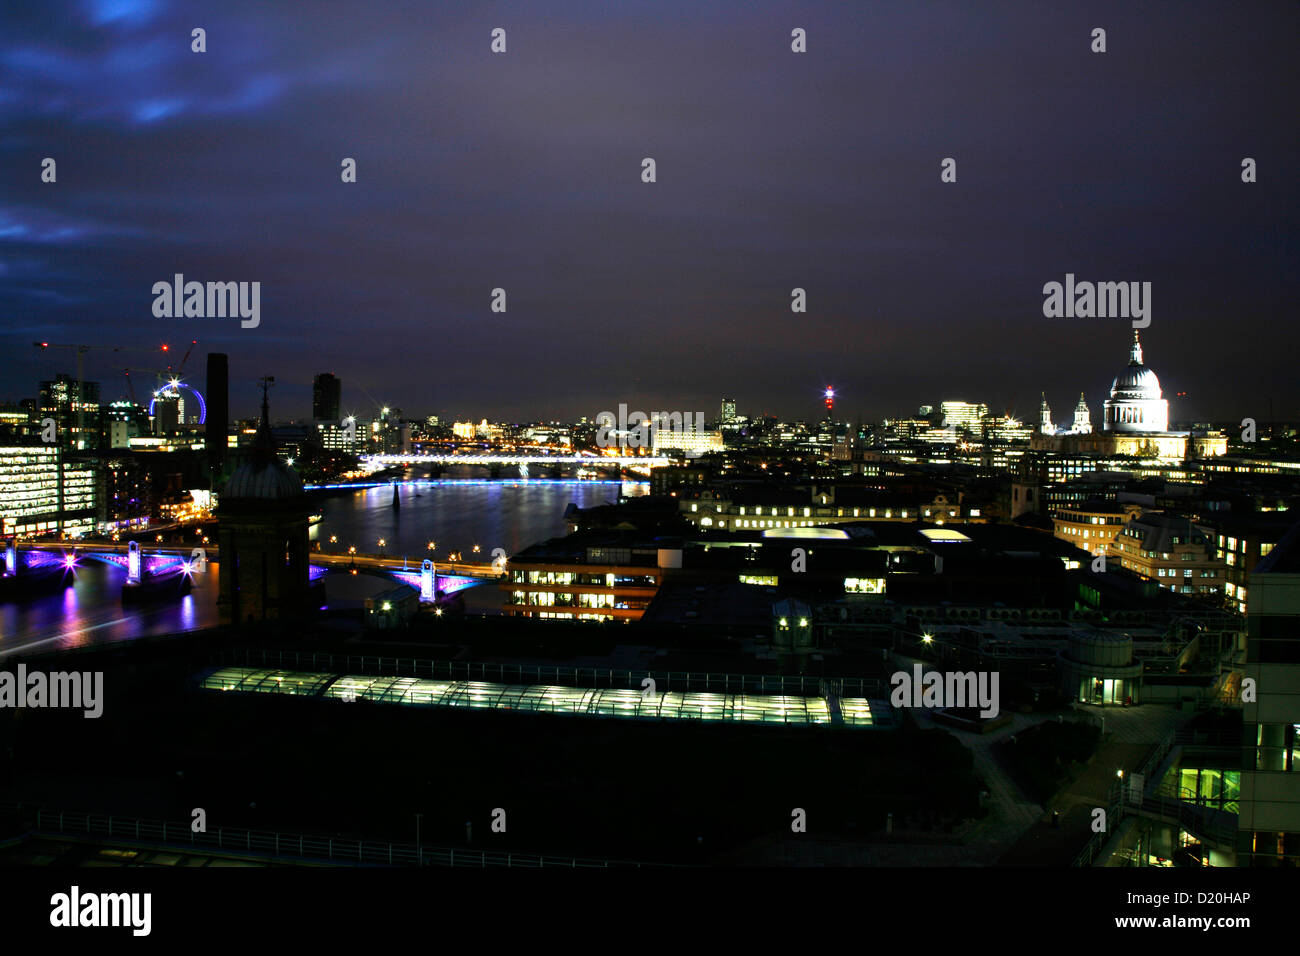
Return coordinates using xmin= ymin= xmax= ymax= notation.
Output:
xmin=39 ymin=374 xmax=100 ymax=449
xmin=720 ymin=398 xmax=737 ymax=423
xmin=941 ymin=401 xmax=989 ymax=432
xmin=206 ymin=353 xmax=229 ymax=481
xmin=313 ymin=373 xmax=341 ymax=422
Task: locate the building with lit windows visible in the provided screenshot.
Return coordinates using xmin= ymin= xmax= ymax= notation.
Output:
xmin=678 ymin=486 xmax=987 ymax=531
xmin=1205 ymin=514 xmax=1296 ymax=614
xmin=39 ymin=374 xmax=101 ymax=450
xmin=1238 ymin=520 xmax=1300 ymax=866
xmin=1052 ymin=500 xmax=1143 ymax=554
xmin=652 ymin=426 xmax=724 ymax=458
xmin=1109 ymin=512 xmax=1224 ymax=598
xmin=940 ymin=401 xmax=988 ymax=433
xmin=502 ymin=534 xmax=675 ymax=621
xmin=0 ymin=444 xmax=98 ymax=537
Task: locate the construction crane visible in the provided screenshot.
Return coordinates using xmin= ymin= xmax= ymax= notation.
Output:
xmin=168 ymin=339 xmax=198 ymax=378
xmin=33 ymin=341 xmax=167 ymax=448
xmin=122 ymin=366 xmax=173 ymax=405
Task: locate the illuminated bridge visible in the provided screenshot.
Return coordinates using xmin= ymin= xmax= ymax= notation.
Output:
xmin=362 ymin=453 xmax=671 ymax=472
xmin=3 ymin=542 xmax=484 ymax=604
xmin=199 ymin=666 xmax=895 ymax=729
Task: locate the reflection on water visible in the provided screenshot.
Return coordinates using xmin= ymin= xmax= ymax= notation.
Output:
xmin=0 ymin=561 xmax=222 ymax=659
xmin=0 ymin=480 xmax=647 ymax=655
xmin=309 ymin=480 xmax=644 ymax=562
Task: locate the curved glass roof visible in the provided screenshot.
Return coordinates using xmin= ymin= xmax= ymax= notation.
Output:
xmin=199 ymin=667 xmax=887 ymax=729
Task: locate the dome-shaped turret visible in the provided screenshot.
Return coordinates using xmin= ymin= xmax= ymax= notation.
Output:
xmin=226 ymin=458 xmax=303 ymax=499
xmin=223 ymin=380 xmax=303 ymax=500
xmin=1110 ymin=332 xmax=1163 ymax=401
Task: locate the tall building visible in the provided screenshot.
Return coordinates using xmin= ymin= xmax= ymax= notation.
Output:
xmin=1238 ymin=520 xmax=1300 ymax=866
xmin=39 ymin=374 xmax=100 ymax=450
xmin=0 ymin=444 xmax=98 ymax=537
xmin=720 ymin=398 xmax=737 ymax=424
xmin=312 ymin=373 xmax=341 ymax=422
xmin=152 ymin=393 xmax=181 ymax=434
xmin=941 ymin=401 xmax=989 ymax=432
xmin=206 ymin=352 xmax=229 ymax=483
xmin=1038 ymin=394 xmax=1053 ymax=434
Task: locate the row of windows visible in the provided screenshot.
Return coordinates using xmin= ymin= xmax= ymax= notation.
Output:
xmin=509 ymin=591 xmax=631 ymax=609
xmin=509 ymin=570 xmax=658 ymax=587
xmin=1218 ymin=535 xmax=1276 ymax=556
xmin=1058 ymin=513 xmax=1125 ymax=525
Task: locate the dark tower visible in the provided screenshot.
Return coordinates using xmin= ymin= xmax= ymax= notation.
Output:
xmin=312 ymin=372 xmax=341 ymax=422
xmin=216 ymin=379 xmax=312 ymax=626
xmin=206 ymin=352 xmax=229 ymax=483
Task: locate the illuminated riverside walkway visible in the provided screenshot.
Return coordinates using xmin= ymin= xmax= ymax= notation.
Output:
xmin=199 ymin=666 xmax=894 ymax=729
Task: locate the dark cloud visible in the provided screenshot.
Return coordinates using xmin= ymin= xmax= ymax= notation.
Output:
xmin=1 ymin=0 xmax=1296 ymax=423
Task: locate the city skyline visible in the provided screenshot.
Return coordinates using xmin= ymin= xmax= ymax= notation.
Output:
xmin=2 ymin=0 xmax=1299 ymax=896
xmin=3 ymin=324 xmax=1283 ymax=430
xmin=1 ymin=0 xmax=1297 ymax=422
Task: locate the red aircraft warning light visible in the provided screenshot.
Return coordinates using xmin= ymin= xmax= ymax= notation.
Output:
xmin=824 ymin=386 xmax=835 ymax=415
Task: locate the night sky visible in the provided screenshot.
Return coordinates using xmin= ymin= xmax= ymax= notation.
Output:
xmin=1 ymin=0 xmax=1296 ymax=424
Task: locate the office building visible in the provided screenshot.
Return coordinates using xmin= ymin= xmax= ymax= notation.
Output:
xmin=941 ymin=401 xmax=989 ymax=432
xmin=1238 ymin=521 xmax=1300 ymax=866
xmin=39 ymin=374 xmax=100 ymax=450
xmin=0 ymin=444 xmax=98 ymax=537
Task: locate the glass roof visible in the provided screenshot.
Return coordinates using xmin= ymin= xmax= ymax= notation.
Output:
xmin=200 ymin=667 xmax=888 ymax=728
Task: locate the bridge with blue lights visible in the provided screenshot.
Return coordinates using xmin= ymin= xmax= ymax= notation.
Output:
xmin=1 ymin=541 xmax=487 ymax=606
xmin=362 ymin=453 xmax=670 ymax=475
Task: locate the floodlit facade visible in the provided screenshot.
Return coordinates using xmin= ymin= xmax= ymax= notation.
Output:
xmin=0 ymin=444 xmax=98 ymax=537
xmin=1052 ymin=500 xmax=1143 ymax=554
xmin=652 ymin=426 xmax=724 ymax=458
xmin=940 ymin=401 xmax=988 ymax=432
xmin=502 ymin=538 xmax=669 ymax=621
xmin=1109 ymin=513 xmax=1224 ymax=598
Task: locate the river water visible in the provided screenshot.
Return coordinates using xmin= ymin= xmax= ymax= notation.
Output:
xmin=0 ymin=479 xmax=645 ymax=657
